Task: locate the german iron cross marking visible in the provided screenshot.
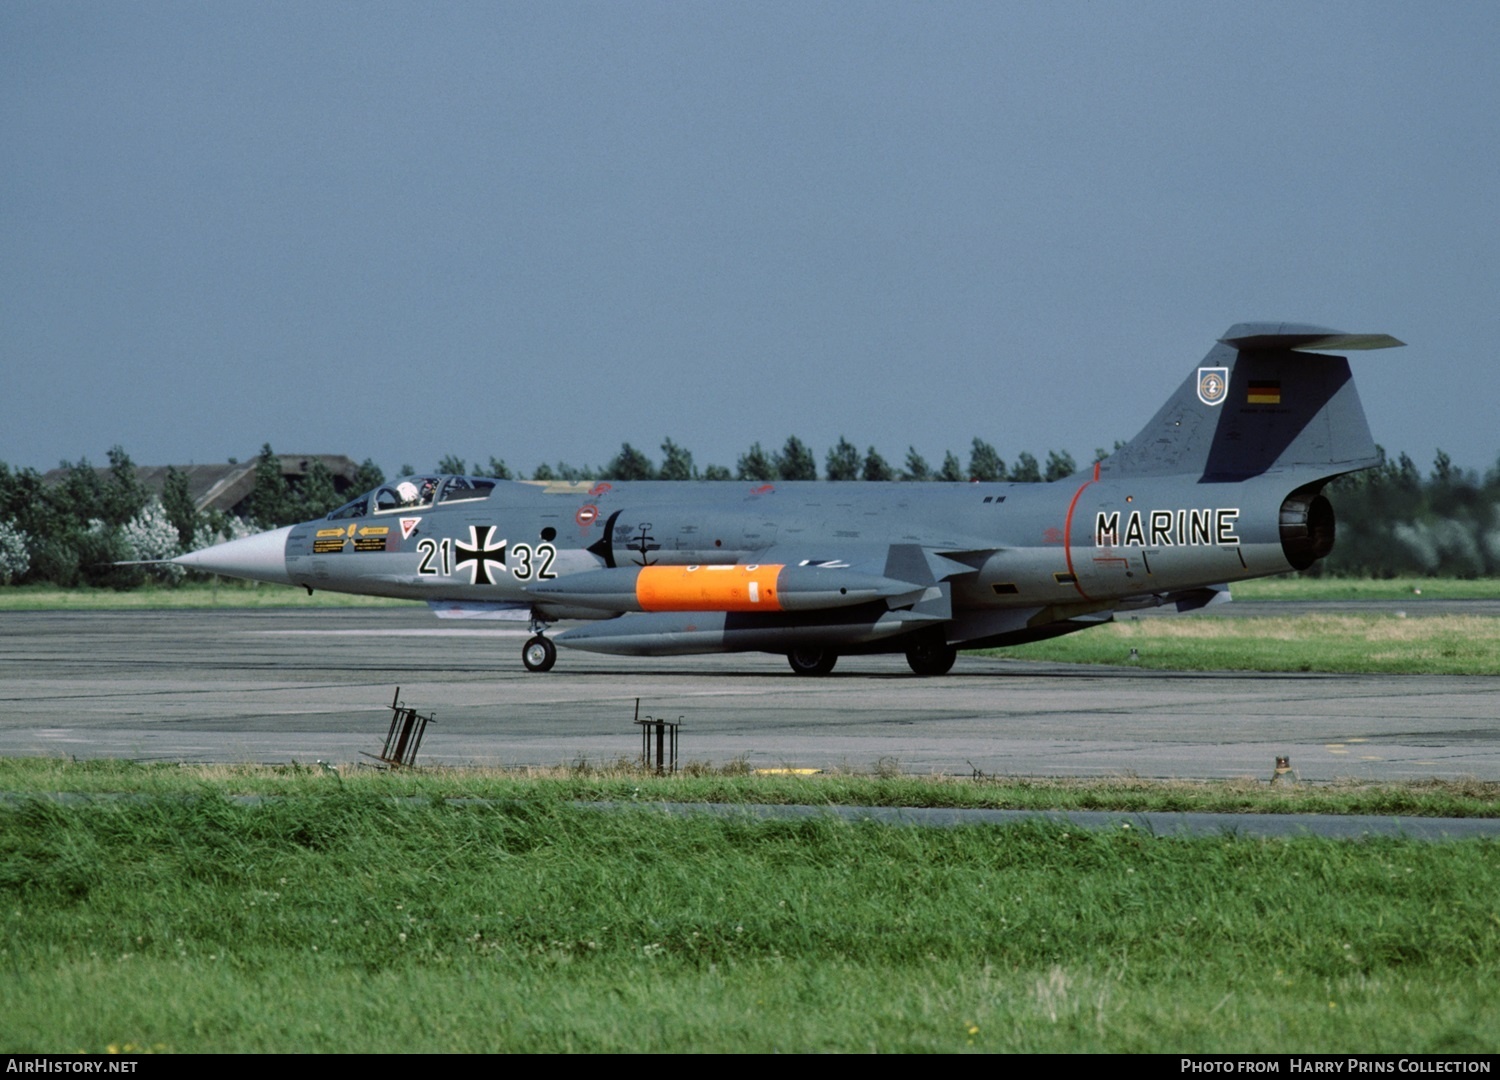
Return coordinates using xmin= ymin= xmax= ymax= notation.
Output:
xmin=453 ymin=525 xmax=507 ymax=585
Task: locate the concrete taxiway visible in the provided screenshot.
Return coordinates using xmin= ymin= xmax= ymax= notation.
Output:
xmin=1 ymin=607 xmax=1497 ymax=780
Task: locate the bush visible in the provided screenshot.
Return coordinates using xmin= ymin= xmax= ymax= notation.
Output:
xmin=120 ymin=501 xmax=185 ymax=584
xmin=27 ymin=537 xmax=80 ymax=587
xmin=76 ymin=522 xmax=138 ymax=590
xmin=0 ymin=521 xmax=30 ymax=584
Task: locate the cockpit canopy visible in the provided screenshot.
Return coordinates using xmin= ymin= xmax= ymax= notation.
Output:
xmin=326 ymin=475 xmax=497 ymax=520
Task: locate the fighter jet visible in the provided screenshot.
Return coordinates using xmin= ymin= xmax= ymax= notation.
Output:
xmin=175 ymin=323 xmax=1401 ymax=675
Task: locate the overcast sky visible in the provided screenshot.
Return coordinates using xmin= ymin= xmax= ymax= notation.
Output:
xmin=4 ymin=2 xmax=1498 ymax=480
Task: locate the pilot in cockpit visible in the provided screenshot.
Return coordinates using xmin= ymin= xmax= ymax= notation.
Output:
xmin=392 ymin=477 xmax=438 ymax=508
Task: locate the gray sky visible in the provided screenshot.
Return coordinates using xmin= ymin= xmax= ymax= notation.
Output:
xmin=4 ymin=1 xmax=1498 ymax=480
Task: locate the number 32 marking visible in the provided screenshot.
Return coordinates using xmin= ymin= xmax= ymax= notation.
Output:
xmin=509 ymin=543 xmax=556 ymax=581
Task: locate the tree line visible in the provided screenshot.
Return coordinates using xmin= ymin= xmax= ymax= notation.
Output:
xmin=1 ymin=439 xmax=1497 ymax=586
xmin=432 ymin=437 xmax=1080 ymax=487
xmin=1312 ymin=449 xmax=1500 ymax=578
xmin=0 ymin=445 xmax=382 ymax=588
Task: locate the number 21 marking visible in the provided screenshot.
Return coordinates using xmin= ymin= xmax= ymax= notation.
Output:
xmin=416 ymin=538 xmax=452 ymax=576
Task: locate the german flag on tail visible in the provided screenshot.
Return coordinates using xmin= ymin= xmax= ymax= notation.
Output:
xmin=1247 ymin=380 xmax=1281 ymax=405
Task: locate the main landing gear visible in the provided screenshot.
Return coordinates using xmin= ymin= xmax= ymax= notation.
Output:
xmin=905 ymin=640 xmax=958 ymax=677
xmin=786 ymin=647 xmax=838 ymax=676
xmin=522 ymin=615 xmax=557 ymax=672
xmin=787 ymin=643 xmax=957 ymax=676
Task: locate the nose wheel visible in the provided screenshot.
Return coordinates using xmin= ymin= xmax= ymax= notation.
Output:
xmin=522 ymin=635 xmax=557 ymax=673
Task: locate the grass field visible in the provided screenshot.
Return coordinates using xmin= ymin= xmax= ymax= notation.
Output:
xmin=1 ymin=769 xmax=1496 ymax=1053
xmin=4 ymin=759 xmax=1499 ymax=818
xmin=995 ymin=613 xmax=1500 ymax=675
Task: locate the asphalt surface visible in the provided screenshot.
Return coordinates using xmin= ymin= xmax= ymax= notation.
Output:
xmin=1 ymin=605 xmax=1497 ymax=780
xmin=594 ymin=802 xmax=1500 ymax=839
xmin=10 ymin=791 xmax=1497 ymax=839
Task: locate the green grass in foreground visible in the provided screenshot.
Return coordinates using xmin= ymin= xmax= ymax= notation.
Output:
xmin=3 ymin=759 xmax=1499 ymax=818
xmin=1 ymin=783 xmax=1496 ymax=1053
xmin=995 ymin=613 xmax=1500 ymax=675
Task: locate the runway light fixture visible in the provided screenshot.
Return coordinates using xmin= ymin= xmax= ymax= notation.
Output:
xmin=367 ymin=686 xmax=434 ymax=769
xmin=633 ymin=697 xmax=681 ymax=775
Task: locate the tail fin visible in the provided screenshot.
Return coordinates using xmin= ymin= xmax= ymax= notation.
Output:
xmin=1100 ymin=323 xmax=1403 ymax=482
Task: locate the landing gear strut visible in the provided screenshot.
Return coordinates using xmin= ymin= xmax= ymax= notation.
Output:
xmin=905 ymin=640 xmax=957 ymax=677
xmin=787 ymin=647 xmax=837 ymax=676
xmin=522 ymin=614 xmax=557 ymax=673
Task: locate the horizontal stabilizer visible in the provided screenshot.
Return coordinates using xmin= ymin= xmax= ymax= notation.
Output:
xmin=1220 ymin=324 xmax=1404 ymax=352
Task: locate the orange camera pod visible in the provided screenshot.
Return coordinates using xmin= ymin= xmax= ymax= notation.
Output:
xmin=635 ymin=564 xmax=785 ymax=612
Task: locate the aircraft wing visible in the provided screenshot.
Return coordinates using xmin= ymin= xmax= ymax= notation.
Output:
xmin=525 ymin=540 xmax=985 ymax=615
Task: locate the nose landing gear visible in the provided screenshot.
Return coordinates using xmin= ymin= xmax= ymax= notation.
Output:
xmin=522 ymin=615 xmax=557 ymax=672
xmin=522 ymin=635 xmax=556 ymax=672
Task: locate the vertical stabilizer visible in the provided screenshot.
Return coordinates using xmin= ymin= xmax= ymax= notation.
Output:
xmin=1099 ymin=324 xmax=1402 ymax=482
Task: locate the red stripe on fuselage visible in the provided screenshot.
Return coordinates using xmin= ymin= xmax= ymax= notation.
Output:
xmin=1062 ymin=460 xmax=1100 ymax=601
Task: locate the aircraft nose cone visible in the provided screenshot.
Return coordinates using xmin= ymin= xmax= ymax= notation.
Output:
xmin=173 ymin=525 xmax=294 ymax=586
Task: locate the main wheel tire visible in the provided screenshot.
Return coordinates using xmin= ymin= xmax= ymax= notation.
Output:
xmin=522 ymin=635 xmax=557 ymax=673
xmin=905 ymin=641 xmax=957 ymax=677
xmin=786 ymin=647 xmax=837 ymax=676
